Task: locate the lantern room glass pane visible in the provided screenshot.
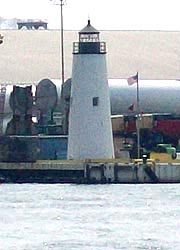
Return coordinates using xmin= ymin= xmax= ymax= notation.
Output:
xmin=79 ymin=33 xmax=99 ymax=42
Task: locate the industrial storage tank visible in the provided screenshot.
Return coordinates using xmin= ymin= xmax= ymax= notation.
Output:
xmin=35 ymin=78 xmax=64 ymax=134
xmin=35 ymin=79 xmax=58 ymax=113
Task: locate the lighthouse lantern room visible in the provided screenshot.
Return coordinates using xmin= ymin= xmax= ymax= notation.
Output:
xmin=73 ymin=20 xmax=106 ymax=54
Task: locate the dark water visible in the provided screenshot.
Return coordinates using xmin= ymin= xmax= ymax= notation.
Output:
xmin=0 ymin=184 xmax=179 ymax=250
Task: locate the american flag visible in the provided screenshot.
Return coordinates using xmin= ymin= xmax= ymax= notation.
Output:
xmin=127 ymin=73 xmax=138 ymax=85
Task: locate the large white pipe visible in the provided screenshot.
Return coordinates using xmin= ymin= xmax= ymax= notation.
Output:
xmin=109 ymin=79 xmax=180 ymax=115
xmin=60 ymin=78 xmax=180 ymax=115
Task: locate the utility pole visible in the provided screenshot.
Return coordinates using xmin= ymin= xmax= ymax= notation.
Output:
xmin=127 ymin=72 xmax=140 ymax=158
xmin=50 ymin=0 xmax=65 ymax=85
xmin=60 ymin=0 xmax=65 ymax=86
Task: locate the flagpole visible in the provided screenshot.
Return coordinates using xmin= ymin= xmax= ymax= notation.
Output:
xmin=136 ymin=72 xmax=141 ymax=158
xmin=127 ymin=72 xmax=141 ymax=158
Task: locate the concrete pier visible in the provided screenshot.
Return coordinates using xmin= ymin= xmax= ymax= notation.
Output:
xmin=0 ymin=159 xmax=180 ymax=184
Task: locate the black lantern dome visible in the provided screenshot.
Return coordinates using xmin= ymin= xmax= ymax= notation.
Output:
xmin=79 ymin=19 xmax=100 ymax=42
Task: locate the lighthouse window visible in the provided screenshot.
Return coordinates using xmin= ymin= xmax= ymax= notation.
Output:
xmin=93 ymin=97 xmax=99 ymax=106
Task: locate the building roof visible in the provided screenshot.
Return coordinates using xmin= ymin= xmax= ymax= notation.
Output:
xmin=0 ymin=29 xmax=179 ymax=84
xmin=79 ymin=20 xmax=99 ymax=34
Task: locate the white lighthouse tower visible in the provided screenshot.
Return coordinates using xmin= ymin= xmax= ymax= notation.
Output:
xmin=67 ymin=20 xmax=114 ymax=160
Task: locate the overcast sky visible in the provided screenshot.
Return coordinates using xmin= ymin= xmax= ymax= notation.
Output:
xmin=1 ymin=0 xmax=180 ymax=30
